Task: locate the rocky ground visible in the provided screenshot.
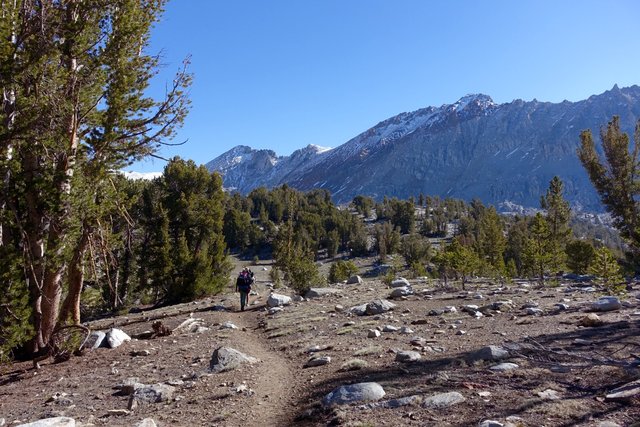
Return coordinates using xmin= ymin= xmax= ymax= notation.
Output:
xmin=2 ymin=260 xmax=640 ymax=427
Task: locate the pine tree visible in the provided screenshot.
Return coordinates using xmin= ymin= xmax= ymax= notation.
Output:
xmin=523 ymin=213 xmax=554 ymax=284
xmin=540 ymin=176 xmax=571 ymax=271
xmin=578 ymin=116 xmax=640 ymax=259
xmin=0 ymin=0 xmax=190 ymax=357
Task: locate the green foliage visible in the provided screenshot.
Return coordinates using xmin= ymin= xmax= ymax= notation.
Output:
xmin=273 ymin=220 xmax=324 ymax=294
xmin=589 ymin=247 xmax=624 ymax=294
xmin=540 ymin=176 xmax=571 ymax=271
xmin=433 ymin=238 xmax=480 ymax=288
xmin=408 ymin=261 xmax=427 ymax=278
xmin=157 ymin=159 xmax=231 ymax=304
xmin=374 ymin=221 xmax=401 ymax=261
xmin=565 ymin=240 xmax=596 ymax=274
xmin=0 ymin=0 xmax=191 ymax=354
xmin=401 ymin=233 xmax=431 ymax=266
xmin=522 ymin=213 xmax=554 ymax=284
xmin=578 ymin=116 xmax=640 ymax=260
xmin=328 ymin=260 xmax=359 ymax=283
xmin=351 ymin=195 xmax=375 ymax=217
xmin=269 ymin=267 xmax=283 ymax=289
xmin=0 ymin=249 xmax=33 ymax=363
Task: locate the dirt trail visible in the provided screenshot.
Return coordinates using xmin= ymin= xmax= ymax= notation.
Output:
xmin=225 ymin=306 xmax=300 ymax=426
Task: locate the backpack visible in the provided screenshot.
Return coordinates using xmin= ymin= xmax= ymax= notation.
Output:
xmin=237 ymin=273 xmax=252 ymax=292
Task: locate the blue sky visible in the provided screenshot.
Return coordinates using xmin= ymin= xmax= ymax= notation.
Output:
xmin=130 ymin=0 xmax=640 ymax=172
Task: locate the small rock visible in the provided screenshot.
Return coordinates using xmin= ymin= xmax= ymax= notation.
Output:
xmin=304 ymin=356 xmax=331 ymax=368
xmin=365 ymin=299 xmax=396 ymax=315
xmin=537 ymin=389 xmax=561 ymax=400
xmin=592 ymin=296 xmax=621 ymax=312
xmin=456 ymin=330 xmax=467 ymax=336
xmin=322 ymin=382 xmax=385 ymax=407
xmin=268 ymin=306 xmax=284 ymax=315
xmin=390 ymin=278 xmax=410 ymax=288
xmin=106 ymin=409 xmax=130 ymax=416
xmin=579 ymin=313 xmax=604 ymax=327
xmin=128 ymin=383 xmax=175 ymax=409
xmin=306 ymin=344 xmax=333 ymax=353
xmin=115 ymin=377 xmax=145 ymax=395
xmin=469 ymin=346 xmax=509 ymax=362
xmin=173 ymin=318 xmax=207 ymax=334
xmin=220 ymin=321 xmax=238 ymax=330
xmin=367 ymin=329 xmax=381 ymax=338
xmin=267 ymin=293 xmax=292 ymax=307
xmin=421 ymin=391 xmax=465 ymax=408
xmin=390 ymin=286 xmax=414 ymax=298
xmin=554 ymin=303 xmax=569 ymax=311
xmin=350 ymin=303 xmax=368 ymax=316
xmin=130 ymin=349 xmax=150 ymax=357
xmin=429 ymin=309 xmax=445 ymax=316
xmin=105 ymin=328 xmax=131 ymax=349
xmin=15 ymin=418 xmax=75 ymax=427
xmin=382 ymin=325 xmax=399 ymax=332
xmin=478 ymin=421 xmax=504 ymax=427
xmin=375 ymin=394 xmax=421 ymax=408
xmin=135 ymin=419 xmax=158 ymax=427
xmin=400 ymin=326 xmax=414 ymax=334
xmin=83 ymin=331 xmax=106 ymax=350
xmin=526 ymin=307 xmax=543 ymax=316
xmin=489 ymin=362 xmax=519 ymax=371
xmin=209 ymin=347 xmax=258 ymax=372
xmin=395 ymin=351 xmax=422 ymax=363
xmin=346 ymin=275 xmax=363 ymax=285
xmin=443 ymin=306 xmax=457 ymax=313
xmin=410 ymin=337 xmax=427 ymax=346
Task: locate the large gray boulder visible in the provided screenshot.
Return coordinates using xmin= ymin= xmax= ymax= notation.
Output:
xmin=16 ymin=418 xmax=75 ymax=427
xmin=305 ymin=288 xmax=342 ymax=298
xmin=365 ymin=299 xmax=396 ymax=315
xmin=322 ymin=382 xmax=385 ymax=407
xmin=209 ymin=347 xmax=258 ymax=372
xmin=267 ymin=293 xmax=292 ymax=307
xmin=105 ymin=328 xmax=131 ymax=349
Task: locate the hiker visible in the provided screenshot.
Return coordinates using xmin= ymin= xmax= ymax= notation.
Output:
xmin=235 ymin=268 xmax=254 ymax=311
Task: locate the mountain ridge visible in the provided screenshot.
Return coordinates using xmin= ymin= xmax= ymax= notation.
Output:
xmin=206 ymin=85 xmax=640 ymax=210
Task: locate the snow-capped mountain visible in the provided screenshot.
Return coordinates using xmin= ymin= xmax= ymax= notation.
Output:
xmin=206 ymin=85 xmax=640 ymax=210
xmin=204 ymin=144 xmax=331 ymax=194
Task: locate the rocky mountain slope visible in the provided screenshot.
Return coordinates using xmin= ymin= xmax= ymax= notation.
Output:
xmin=206 ymin=85 xmax=640 ymax=210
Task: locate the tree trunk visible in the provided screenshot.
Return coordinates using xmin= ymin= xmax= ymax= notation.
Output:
xmin=59 ymin=226 xmax=90 ymax=326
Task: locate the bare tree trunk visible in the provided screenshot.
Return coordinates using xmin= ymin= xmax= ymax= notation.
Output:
xmin=59 ymin=226 xmax=90 ymax=325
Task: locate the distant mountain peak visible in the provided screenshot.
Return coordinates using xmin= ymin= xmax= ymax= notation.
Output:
xmin=205 ymin=85 xmax=640 ymax=210
xmin=451 ymin=93 xmax=495 ymax=110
